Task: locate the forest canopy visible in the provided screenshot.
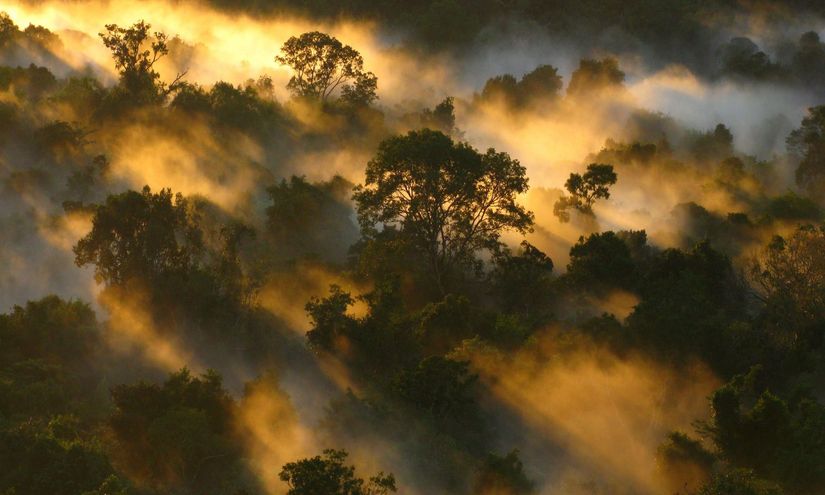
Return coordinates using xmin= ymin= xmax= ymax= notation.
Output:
xmin=2 ymin=2 xmax=825 ymax=495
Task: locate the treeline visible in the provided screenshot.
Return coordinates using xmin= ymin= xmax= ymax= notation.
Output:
xmin=205 ymin=0 xmax=825 ymax=89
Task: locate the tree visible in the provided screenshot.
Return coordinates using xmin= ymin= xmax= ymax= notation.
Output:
xmin=791 ymin=32 xmax=825 ymax=88
xmin=490 ymin=241 xmax=553 ymax=317
xmin=391 ymin=356 xmax=481 ymax=436
xmin=279 ymin=449 xmax=395 ymax=495
xmin=0 ymin=296 xmax=99 ymax=374
xmin=353 ymin=129 xmax=533 ymax=293
xmin=656 ymin=432 xmax=714 ymax=494
xmin=699 ymin=469 xmax=783 ymax=495
xmin=0 ymin=12 xmax=17 ymax=47
xmin=99 ymin=21 xmax=185 ymax=104
xmin=305 ymin=281 xmax=420 ymax=379
xmin=700 ymin=371 xmax=825 ymax=493
xmin=481 ymin=74 xmax=518 ymax=103
xmin=74 ymin=186 xmax=203 ymax=285
xmin=479 ymin=65 xmax=562 ymax=109
xmin=566 ymin=58 xmax=625 ymax=97
xmin=565 ymin=231 xmax=635 ymax=290
xmin=419 ymin=96 xmax=458 ymax=135
xmin=748 ymin=225 xmax=825 ymax=343
xmin=109 ymin=368 xmax=242 ymax=494
xmin=275 ymin=31 xmax=377 ymax=105
xmin=691 ymin=123 xmax=734 ymax=163
xmin=518 ymin=65 xmax=563 ymax=102
xmin=787 ymin=106 xmax=825 ymax=194
xmin=266 ymin=175 xmax=358 ymax=261
xmin=553 ymin=163 xmax=617 ymax=222
xmin=717 ymin=37 xmax=784 ymax=81
xmin=305 ymin=285 xmax=357 ymax=353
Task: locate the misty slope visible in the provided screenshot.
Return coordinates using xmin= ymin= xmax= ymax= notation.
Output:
xmin=1 ymin=2 xmax=825 ymax=495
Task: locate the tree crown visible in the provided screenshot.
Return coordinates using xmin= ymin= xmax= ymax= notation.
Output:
xmin=353 ymin=129 xmax=533 ymax=292
xmin=276 ymin=31 xmax=377 ymax=105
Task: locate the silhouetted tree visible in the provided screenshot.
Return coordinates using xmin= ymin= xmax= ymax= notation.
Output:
xmin=74 ymin=186 xmax=203 ymax=285
xmin=491 ymin=241 xmax=553 ymax=317
xmin=420 ymin=96 xmax=458 ymax=134
xmin=567 ymin=58 xmax=624 ymax=96
xmin=108 ymin=368 xmax=243 ymax=494
xmin=279 ymin=449 xmax=396 ymax=495
xmin=717 ymin=37 xmax=784 ymax=81
xmin=479 ymin=64 xmax=562 ymax=109
xmin=788 ymin=106 xmax=825 ymax=194
xmin=749 ymin=225 xmax=825 ymax=344
xmin=553 ymin=163 xmax=617 ymax=222
xmin=99 ymin=21 xmax=185 ymax=104
xmin=565 ymin=231 xmax=636 ymax=290
xmin=276 ymin=31 xmax=377 ymax=105
xmin=354 ymin=129 xmax=533 ymax=293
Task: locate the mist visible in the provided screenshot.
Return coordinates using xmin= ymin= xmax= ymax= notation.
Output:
xmin=2 ymin=1 xmax=825 ymax=494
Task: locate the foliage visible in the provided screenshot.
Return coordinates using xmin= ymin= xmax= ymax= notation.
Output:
xmin=565 ymin=231 xmax=636 ymax=290
xmin=717 ymin=37 xmax=786 ymax=81
xmin=656 ymin=431 xmax=714 ymax=494
xmin=276 ymin=31 xmax=377 ymax=105
xmin=748 ymin=225 xmax=825 ymax=345
xmin=74 ymin=186 xmax=203 ymax=285
xmin=391 ymin=356 xmax=478 ymax=426
xmin=418 ymin=96 xmax=458 ymax=135
xmin=99 ymin=21 xmax=185 ymax=106
xmin=703 ymin=373 xmax=825 ymax=493
xmin=690 ymin=124 xmax=734 ymax=163
xmin=266 ymin=175 xmax=358 ymax=261
xmin=490 ymin=241 xmax=553 ymax=319
xmin=566 ymin=58 xmax=625 ymax=96
xmin=788 ymin=105 xmax=825 ymax=194
xmin=5 ymin=8 xmax=825 ymax=495
xmin=108 ymin=368 xmax=245 ymax=494
xmin=354 ymin=129 xmax=533 ymax=293
xmin=699 ymin=469 xmax=783 ymax=495
xmin=553 ymin=163 xmax=617 ymax=222
xmin=279 ymin=449 xmax=396 ymax=495
xmin=305 ymin=285 xmax=357 ymax=353
xmin=479 ymin=64 xmax=563 ymax=109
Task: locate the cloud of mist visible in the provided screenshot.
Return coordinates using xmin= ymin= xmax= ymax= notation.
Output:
xmin=455 ymin=333 xmax=719 ymax=494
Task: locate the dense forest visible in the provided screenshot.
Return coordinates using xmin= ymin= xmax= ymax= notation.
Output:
xmin=2 ymin=1 xmax=825 ymax=494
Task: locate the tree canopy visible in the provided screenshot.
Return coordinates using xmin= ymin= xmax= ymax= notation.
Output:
xmin=99 ymin=21 xmax=185 ymax=105
xmin=6 ymin=7 xmax=825 ymax=495
xmin=276 ymin=31 xmax=377 ymax=105
xmin=353 ymin=129 xmax=533 ymax=292
xmin=553 ymin=163 xmax=617 ymax=222
xmin=279 ymin=449 xmax=396 ymax=495
xmin=73 ymin=186 xmax=203 ymax=285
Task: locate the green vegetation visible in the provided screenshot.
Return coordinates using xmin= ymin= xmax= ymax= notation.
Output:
xmin=2 ymin=5 xmax=825 ymax=495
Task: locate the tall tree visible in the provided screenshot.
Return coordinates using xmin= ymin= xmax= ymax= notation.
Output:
xmin=275 ymin=31 xmax=377 ymax=105
xmin=353 ymin=129 xmax=533 ymax=293
xmin=99 ymin=20 xmax=185 ymax=103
